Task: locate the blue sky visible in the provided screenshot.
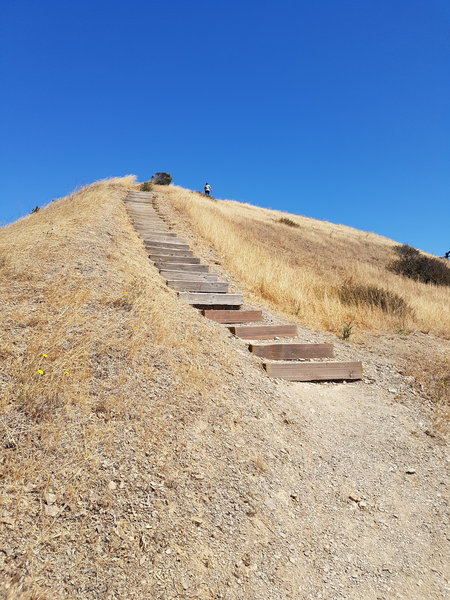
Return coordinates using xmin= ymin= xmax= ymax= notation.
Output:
xmin=1 ymin=0 xmax=449 ymax=256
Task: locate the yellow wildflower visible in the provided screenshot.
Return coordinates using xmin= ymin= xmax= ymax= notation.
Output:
xmin=37 ymin=369 xmax=44 ymax=375
xmin=42 ymin=354 xmax=48 ymax=358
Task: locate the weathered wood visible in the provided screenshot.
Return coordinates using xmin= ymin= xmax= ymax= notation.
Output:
xmin=264 ymin=361 xmax=363 ymax=381
xmin=160 ymin=270 xmax=217 ymax=281
xmin=167 ymin=281 xmax=229 ymax=293
xmin=249 ymin=343 xmax=334 ymax=360
xmin=156 ymin=263 xmax=209 ymax=272
xmin=142 ymin=231 xmax=177 ymax=237
xmin=149 ymin=251 xmax=194 ymax=259
xmin=202 ymin=310 xmax=263 ymax=323
xmin=179 ymin=293 xmax=243 ymax=306
xmin=144 ymin=236 xmax=187 ymax=245
xmin=145 ymin=240 xmax=189 ymax=250
xmin=152 ymin=256 xmax=200 ymax=264
xmin=228 ymin=325 xmax=297 ymax=339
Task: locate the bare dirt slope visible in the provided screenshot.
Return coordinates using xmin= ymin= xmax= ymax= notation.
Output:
xmin=1 ymin=181 xmax=448 ymax=599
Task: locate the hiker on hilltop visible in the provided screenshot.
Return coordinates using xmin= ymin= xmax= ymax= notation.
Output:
xmin=204 ymin=183 xmax=211 ymax=197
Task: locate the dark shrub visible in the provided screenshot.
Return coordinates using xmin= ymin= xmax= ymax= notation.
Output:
xmin=151 ymin=172 xmax=173 ymax=185
xmin=278 ymin=217 xmax=299 ymax=228
xmin=140 ymin=181 xmax=153 ymax=191
xmin=30 ymin=206 xmax=40 ymax=214
xmin=390 ymin=245 xmax=450 ymax=287
xmin=338 ymin=282 xmax=411 ymax=317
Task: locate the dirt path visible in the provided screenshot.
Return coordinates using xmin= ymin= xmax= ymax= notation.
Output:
xmin=153 ymin=189 xmax=449 ymax=599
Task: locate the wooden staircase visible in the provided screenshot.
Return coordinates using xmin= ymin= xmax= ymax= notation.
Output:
xmin=125 ymin=191 xmax=363 ymax=382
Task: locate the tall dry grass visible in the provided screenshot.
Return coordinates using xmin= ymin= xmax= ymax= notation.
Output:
xmin=159 ymin=185 xmax=450 ymax=338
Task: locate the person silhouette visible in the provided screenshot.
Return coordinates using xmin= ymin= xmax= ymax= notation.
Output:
xmin=204 ymin=183 xmax=211 ymax=196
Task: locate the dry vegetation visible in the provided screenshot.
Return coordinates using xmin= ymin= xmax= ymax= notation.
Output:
xmin=159 ymin=185 xmax=450 ymax=337
xmin=0 ymin=178 xmax=283 ymax=598
xmin=1 ymin=178 xmax=449 ymax=598
xmin=158 ymin=185 xmax=450 ymax=424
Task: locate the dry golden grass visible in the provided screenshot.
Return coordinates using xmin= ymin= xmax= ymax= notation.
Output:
xmin=159 ymin=185 xmax=450 ymax=338
xmin=0 ymin=177 xmax=248 ymax=598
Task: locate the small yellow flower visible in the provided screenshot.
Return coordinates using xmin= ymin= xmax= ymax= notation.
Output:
xmin=123 ymin=292 xmax=129 ymax=295
xmin=37 ymin=369 xmax=44 ymax=375
xmin=64 ymin=370 xmax=70 ymax=375
xmin=439 ymin=382 xmax=445 ymax=386
xmin=42 ymin=354 xmax=48 ymax=358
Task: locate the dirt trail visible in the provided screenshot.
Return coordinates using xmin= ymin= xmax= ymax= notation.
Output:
xmin=151 ymin=189 xmax=449 ymax=599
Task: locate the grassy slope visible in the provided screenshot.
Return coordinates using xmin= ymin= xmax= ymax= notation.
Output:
xmin=1 ymin=179 xmax=448 ymax=598
xmin=160 ymin=185 xmax=450 ymax=337
xmin=159 ymin=185 xmax=449 ymax=425
xmin=0 ymin=179 xmax=295 ymax=599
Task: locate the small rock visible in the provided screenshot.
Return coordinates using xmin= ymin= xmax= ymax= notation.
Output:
xmin=349 ymin=494 xmax=361 ymax=503
xmin=44 ymin=491 xmax=57 ymax=505
xmin=44 ymin=504 xmax=59 ymax=517
xmin=405 ymin=468 xmax=416 ymax=475
xmin=108 ymin=481 xmax=117 ymax=491
xmin=358 ymin=501 xmax=368 ymax=509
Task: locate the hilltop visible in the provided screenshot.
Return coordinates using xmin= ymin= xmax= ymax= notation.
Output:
xmin=0 ymin=178 xmax=448 ymax=599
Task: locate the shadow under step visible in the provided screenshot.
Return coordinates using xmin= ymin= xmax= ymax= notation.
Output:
xmin=264 ymin=361 xmax=363 ymax=381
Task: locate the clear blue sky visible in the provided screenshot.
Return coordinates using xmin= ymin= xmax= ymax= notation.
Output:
xmin=1 ymin=0 xmax=449 ymax=255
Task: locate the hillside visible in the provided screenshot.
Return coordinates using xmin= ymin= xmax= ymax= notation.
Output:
xmin=1 ymin=179 xmax=449 ymax=599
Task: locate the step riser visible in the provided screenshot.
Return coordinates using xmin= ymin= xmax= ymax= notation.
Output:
xmin=202 ymin=310 xmax=263 ymax=324
xmin=167 ymin=281 xmax=229 ymax=293
xmin=264 ymin=362 xmax=363 ymax=381
xmin=149 ymin=251 xmax=194 ymax=259
xmin=179 ymin=293 xmax=243 ymax=306
xmin=160 ymin=271 xmax=218 ymax=281
xmin=152 ymin=256 xmax=200 ymax=264
xmin=157 ymin=263 xmax=209 ymax=272
xmin=250 ymin=344 xmax=334 ymax=360
xmin=146 ymin=242 xmax=190 ymax=250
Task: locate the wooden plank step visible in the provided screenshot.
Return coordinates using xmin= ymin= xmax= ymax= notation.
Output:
xmin=250 ymin=343 xmax=334 ymax=360
xmin=160 ymin=270 xmax=217 ymax=281
xmin=144 ymin=237 xmax=187 ymax=245
xmin=145 ymin=241 xmax=190 ymax=250
xmin=149 ymin=251 xmax=194 ymax=259
xmin=152 ymin=256 xmax=200 ymax=264
xmin=167 ymin=281 xmax=229 ymax=293
xmin=228 ymin=325 xmax=297 ymax=339
xmin=157 ymin=263 xmax=209 ymax=272
xmin=202 ymin=310 xmax=263 ymax=323
xmin=179 ymin=293 xmax=243 ymax=306
xmin=143 ymin=231 xmax=177 ymax=237
xmin=264 ymin=361 xmax=363 ymax=381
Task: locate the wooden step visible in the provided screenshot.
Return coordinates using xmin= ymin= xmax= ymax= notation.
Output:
xmin=167 ymin=281 xmax=229 ymax=293
xmin=264 ymin=361 xmax=363 ymax=381
xmin=149 ymin=251 xmax=194 ymax=259
xmin=160 ymin=270 xmax=217 ymax=281
xmin=156 ymin=263 xmax=209 ymax=272
xmin=152 ymin=256 xmax=200 ymax=264
xmin=146 ymin=241 xmax=189 ymax=250
xmin=144 ymin=237 xmax=187 ymax=245
xmin=202 ymin=310 xmax=263 ymax=324
xmin=179 ymin=293 xmax=243 ymax=306
xmin=143 ymin=231 xmax=177 ymax=237
xmin=250 ymin=343 xmax=334 ymax=360
xmin=228 ymin=325 xmax=298 ymax=339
